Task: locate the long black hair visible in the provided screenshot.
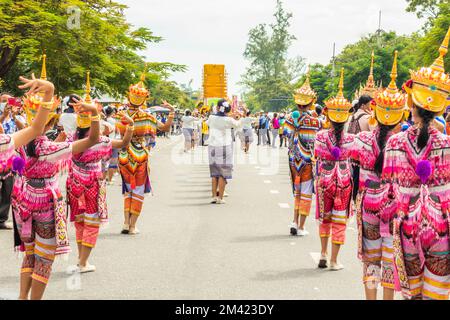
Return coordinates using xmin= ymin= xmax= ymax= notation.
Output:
xmin=76 ymin=127 xmax=90 ymax=140
xmin=416 ymin=107 xmax=437 ymax=150
xmin=331 ymin=120 xmax=345 ymax=146
xmin=374 ymin=124 xmax=396 ymax=175
xmin=353 ymin=95 xmax=373 ymax=113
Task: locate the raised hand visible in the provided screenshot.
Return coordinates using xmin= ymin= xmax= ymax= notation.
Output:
xmin=121 ymin=114 xmax=134 ymax=126
xmin=161 ymin=100 xmax=174 ymax=112
xmin=18 ymin=74 xmax=54 ymax=96
xmin=70 ymin=98 xmax=99 ymax=115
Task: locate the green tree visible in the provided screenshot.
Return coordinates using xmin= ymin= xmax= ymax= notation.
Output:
xmin=405 ymin=0 xmax=447 ymax=20
xmin=302 ymin=32 xmax=419 ymax=105
xmin=149 ymin=79 xmax=195 ymax=109
xmin=417 ymin=3 xmax=450 ymax=71
xmin=0 ymin=0 xmax=186 ymax=98
xmin=241 ymin=0 xmax=304 ymax=112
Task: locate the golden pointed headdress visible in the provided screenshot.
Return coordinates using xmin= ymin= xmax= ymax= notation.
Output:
xmin=405 ymin=26 xmax=450 ymax=114
xmin=128 ymin=63 xmax=150 ymax=107
xmin=23 ymin=53 xmax=60 ymax=125
xmin=77 ymin=71 xmax=93 ymax=129
xmin=357 ymin=51 xmax=378 ymax=98
xmin=373 ymin=51 xmax=408 ymax=126
xmin=324 ymin=68 xmax=352 ymax=123
xmin=293 ymin=66 xmax=317 ymax=106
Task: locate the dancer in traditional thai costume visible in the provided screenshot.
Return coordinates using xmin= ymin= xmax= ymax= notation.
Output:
xmin=382 ymin=27 xmax=450 ymax=300
xmin=314 ymin=68 xmax=353 ymax=270
xmin=116 ymin=67 xmax=174 ymax=235
xmin=12 ymin=56 xmax=101 ymax=300
xmin=352 ymin=51 xmax=408 ymax=299
xmin=285 ymin=69 xmax=322 ymax=236
xmin=66 ymin=72 xmax=134 ymax=273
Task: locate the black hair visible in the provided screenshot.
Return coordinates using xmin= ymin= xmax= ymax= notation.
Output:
xmin=185 ymin=109 xmax=192 ymax=116
xmin=26 ymin=140 xmax=37 ymax=158
xmin=217 ymin=99 xmax=231 ymax=114
xmin=416 ymin=106 xmax=437 ymax=150
xmin=104 ymin=106 xmax=114 ymax=116
xmin=374 ymin=124 xmax=397 ymax=176
xmin=273 ymin=113 xmax=278 ymax=118
xmin=76 ymin=127 xmax=90 ymax=140
xmin=67 ymin=94 xmax=81 ymax=107
xmin=354 ymin=95 xmax=373 ymax=112
xmin=246 ymin=111 xmax=251 ymax=117
xmin=331 ymin=120 xmax=345 ymax=147
xmin=315 ymin=105 xmax=323 ymax=116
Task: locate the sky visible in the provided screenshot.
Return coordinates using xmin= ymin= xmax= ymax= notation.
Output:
xmin=120 ymin=0 xmax=424 ymax=96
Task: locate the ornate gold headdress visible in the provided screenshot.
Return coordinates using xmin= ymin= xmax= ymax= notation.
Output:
xmin=293 ymin=66 xmax=317 ymax=106
xmin=128 ymin=63 xmax=150 ymax=107
xmin=404 ymin=26 xmax=450 ymax=114
xmin=324 ymin=68 xmax=352 ymax=123
xmin=355 ymin=51 xmax=378 ymax=99
xmin=372 ymin=51 xmax=408 ymax=126
xmin=23 ymin=53 xmax=60 ymax=125
xmin=77 ymin=71 xmax=93 ymax=129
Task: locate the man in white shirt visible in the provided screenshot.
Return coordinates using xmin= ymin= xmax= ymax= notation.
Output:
xmin=58 ymin=94 xmax=79 ymax=135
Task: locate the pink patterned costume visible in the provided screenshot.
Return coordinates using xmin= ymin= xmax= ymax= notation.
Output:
xmin=12 ymin=136 xmax=72 ymax=285
xmin=67 ymin=136 xmax=112 ymax=248
xmin=0 ymin=134 xmax=14 ymax=172
xmin=352 ymin=129 xmax=397 ymax=289
xmin=314 ymin=130 xmax=354 ymax=245
xmin=382 ymin=127 xmax=450 ymax=300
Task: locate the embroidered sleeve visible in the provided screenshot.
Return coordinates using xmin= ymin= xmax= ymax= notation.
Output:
xmin=0 ymin=134 xmax=14 ymax=170
xmin=283 ymin=117 xmax=295 ymax=138
xmin=313 ymin=131 xmax=328 ymax=160
xmin=381 ymin=135 xmax=399 ymax=184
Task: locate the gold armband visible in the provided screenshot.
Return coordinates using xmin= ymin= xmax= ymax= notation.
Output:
xmin=40 ymin=100 xmax=55 ymax=110
xmin=126 ymin=124 xmax=135 ymax=131
xmin=91 ymin=114 xmax=101 ymax=122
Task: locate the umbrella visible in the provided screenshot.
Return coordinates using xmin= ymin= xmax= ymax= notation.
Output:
xmin=147 ymin=106 xmax=171 ymax=114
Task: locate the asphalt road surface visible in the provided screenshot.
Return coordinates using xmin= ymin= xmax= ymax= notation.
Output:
xmin=0 ymin=134 xmax=400 ymax=300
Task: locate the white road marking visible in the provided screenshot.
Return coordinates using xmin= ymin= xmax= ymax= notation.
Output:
xmin=278 ymin=203 xmax=290 ymax=209
xmin=264 ymin=180 xmax=272 ymax=184
xmin=270 ymin=190 xmax=280 ymax=194
xmin=290 ymin=242 xmax=296 ymax=246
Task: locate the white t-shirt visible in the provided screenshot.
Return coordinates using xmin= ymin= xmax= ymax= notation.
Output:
xmin=106 ymin=117 xmax=119 ymax=139
xmin=58 ymin=113 xmax=77 ymax=134
xmin=206 ymin=115 xmax=240 ymax=147
xmin=181 ymin=115 xmax=196 ymax=129
xmin=240 ymin=117 xmax=256 ymax=130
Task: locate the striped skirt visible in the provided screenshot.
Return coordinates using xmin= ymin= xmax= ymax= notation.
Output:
xmin=208 ymin=145 xmax=233 ymax=180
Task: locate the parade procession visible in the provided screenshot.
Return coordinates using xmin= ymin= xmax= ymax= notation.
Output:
xmin=0 ymin=0 xmax=450 ymax=307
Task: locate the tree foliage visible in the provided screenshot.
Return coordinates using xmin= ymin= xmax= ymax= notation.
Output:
xmin=0 ymin=0 xmax=186 ymax=100
xmin=405 ymin=0 xmax=447 ymax=20
xmin=241 ymin=0 xmax=304 ymax=112
xmin=417 ymin=2 xmax=450 ymax=71
xmin=298 ymin=32 xmax=419 ymax=105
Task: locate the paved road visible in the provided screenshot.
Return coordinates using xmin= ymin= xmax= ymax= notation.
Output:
xmin=0 ymin=135 xmax=398 ymax=300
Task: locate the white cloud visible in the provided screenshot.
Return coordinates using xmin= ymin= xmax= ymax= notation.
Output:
xmin=119 ymin=0 xmax=423 ymax=96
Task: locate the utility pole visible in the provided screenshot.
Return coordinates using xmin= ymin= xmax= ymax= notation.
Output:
xmin=376 ymin=10 xmax=383 ymax=47
xmin=330 ymin=42 xmax=336 ymax=78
